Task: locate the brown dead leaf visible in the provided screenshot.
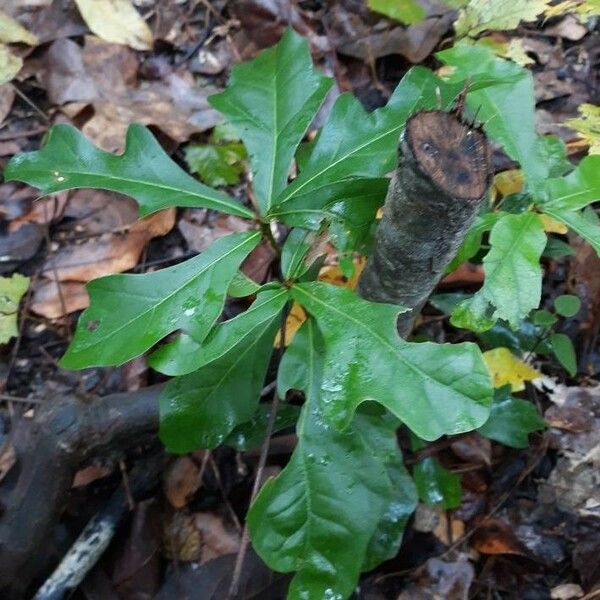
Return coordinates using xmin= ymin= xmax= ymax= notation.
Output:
xmin=194 ymin=512 xmax=240 ymax=562
xmin=8 ymin=194 xmax=68 ymax=230
xmin=0 ymin=82 xmax=14 ymax=124
xmin=72 ymin=464 xmax=112 ymax=487
xmin=241 ymin=240 xmax=276 ymax=284
xmin=451 ymin=433 xmax=492 ymax=467
xmin=440 ymin=262 xmax=484 ymax=287
xmin=30 ymin=280 xmax=88 ymax=319
xmin=178 ymin=209 xmax=251 ymax=253
xmin=164 ymin=455 xmax=203 ymax=509
xmin=471 ymin=518 xmax=535 ymax=556
xmin=42 ymin=207 xmax=175 ymax=282
xmin=397 ymin=553 xmax=475 ymax=600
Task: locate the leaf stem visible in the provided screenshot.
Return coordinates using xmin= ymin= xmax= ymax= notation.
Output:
xmin=227 ymin=303 xmax=289 ymax=599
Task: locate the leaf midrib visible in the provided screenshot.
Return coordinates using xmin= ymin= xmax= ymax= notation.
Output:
xmin=77 ymin=231 xmax=260 ymax=356
xmin=292 ymin=285 xmax=473 ymax=403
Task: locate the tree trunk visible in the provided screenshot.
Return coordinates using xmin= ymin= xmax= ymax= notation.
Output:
xmin=357 ymin=110 xmax=491 ymax=337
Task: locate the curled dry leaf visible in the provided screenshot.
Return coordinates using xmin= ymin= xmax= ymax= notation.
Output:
xmin=163 ymin=455 xmax=204 ymax=509
xmin=177 ymin=209 xmax=251 ymax=253
xmin=193 ymin=512 xmax=240 ymax=562
xmin=0 ymin=10 xmax=38 ymax=45
xmin=0 ymin=44 xmax=22 ymax=85
xmin=471 ymin=518 xmax=533 ymax=556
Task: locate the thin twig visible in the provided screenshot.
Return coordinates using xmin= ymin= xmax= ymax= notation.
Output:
xmin=227 ymin=305 xmax=288 ymax=599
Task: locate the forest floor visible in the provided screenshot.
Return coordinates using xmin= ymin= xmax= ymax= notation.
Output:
xmin=0 ymin=1 xmax=599 ymax=599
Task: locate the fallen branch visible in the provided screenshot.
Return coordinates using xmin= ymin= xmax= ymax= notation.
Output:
xmin=0 ymin=385 xmax=162 ymax=600
xmin=33 ymin=449 xmax=163 ymax=600
xmin=358 ymin=110 xmax=491 ymax=337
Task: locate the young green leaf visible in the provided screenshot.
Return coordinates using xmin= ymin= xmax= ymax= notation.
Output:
xmin=554 ymin=295 xmax=581 ymax=318
xmin=5 ymin=124 xmax=255 ymax=219
xmin=291 ymin=282 xmax=493 ymax=440
xmin=535 ymin=135 xmax=572 ymax=178
xmin=60 ymin=231 xmax=261 ymax=368
xmin=184 ymin=139 xmax=246 ymax=187
xmin=249 ymin=319 xmax=416 ymax=600
xmin=437 ymin=44 xmax=548 ymax=186
xmin=538 ymin=155 xmax=600 ymax=212
xmin=451 ymin=213 xmax=547 ymax=331
xmin=149 ymin=286 xmax=288 ymax=376
xmin=224 ymin=403 xmax=301 ymax=451
xmin=477 ymin=386 xmax=545 ymax=448
xmin=550 ymin=332 xmax=577 ymax=376
xmin=209 ymin=29 xmax=332 ymax=214
xmin=281 ymin=228 xmax=314 ymax=280
xmin=272 ymin=67 xmax=463 ymax=212
xmin=542 ymin=207 xmax=600 ymax=256
xmin=413 ymin=457 xmax=462 ymax=509
xmin=159 ymin=315 xmax=278 ymax=453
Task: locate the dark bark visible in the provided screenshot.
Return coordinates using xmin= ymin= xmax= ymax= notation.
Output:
xmin=0 ymin=385 xmax=162 ymax=600
xmin=357 ymin=110 xmax=491 ymax=337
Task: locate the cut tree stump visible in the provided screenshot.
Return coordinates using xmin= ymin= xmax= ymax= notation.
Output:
xmin=357 ymin=110 xmax=492 ymax=337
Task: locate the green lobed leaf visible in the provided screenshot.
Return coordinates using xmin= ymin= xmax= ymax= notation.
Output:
xmin=451 ymin=213 xmax=547 ymax=331
xmin=5 ymin=124 xmax=254 ymax=219
xmin=271 ymin=67 xmax=463 ymax=214
xmin=209 ymin=29 xmax=332 ymax=214
xmin=249 ymin=319 xmax=416 ymax=600
xmin=291 ymin=282 xmax=493 ymax=440
xmin=477 ymin=385 xmax=545 ymax=448
xmin=550 ymin=332 xmax=577 ymax=376
xmin=543 ymin=237 xmax=576 ymax=259
xmin=538 ymin=155 xmax=600 ymax=212
xmin=148 ymin=286 xmax=288 ymax=376
xmin=60 ymin=231 xmax=260 ymax=368
xmin=159 ymin=313 xmax=279 ymax=453
xmin=413 ymin=457 xmax=462 ymax=509
xmin=543 ymin=206 xmax=600 ymax=257
xmin=437 ymin=44 xmax=548 ymax=186
xmin=224 ymin=403 xmax=301 ymax=451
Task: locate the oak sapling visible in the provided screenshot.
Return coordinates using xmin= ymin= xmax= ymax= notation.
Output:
xmin=6 ymin=28 xmax=596 ymax=600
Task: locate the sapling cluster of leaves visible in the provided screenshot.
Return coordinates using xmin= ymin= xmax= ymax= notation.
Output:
xmin=6 ymin=28 xmax=600 ymax=600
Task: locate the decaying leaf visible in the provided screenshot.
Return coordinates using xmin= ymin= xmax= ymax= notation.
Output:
xmin=74 ymin=0 xmax=153 ymax=51
xmin=483 ymin=347 xmax=541 ymax=391
xmin=454 ymin=0 xmax=551 ymax=37
xmin=0 ymin=44 xmax=22 ymax=85
xmin=0 ymin=273 xmax=29 ymax=343
xmin=0 ymin=10 xmax=38 ymax=45
xmin=564 ymin=103 xmax=600 ymax=155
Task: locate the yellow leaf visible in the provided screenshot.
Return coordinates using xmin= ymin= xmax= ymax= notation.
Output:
xmin=454 ymin=0 xmax=551 ymax=38
xmin=0 ymin=44 xmax=22 ymax=86
xmin=539 ymin=214 xmax=568 ymax=234
xmin=274 ymin=302 xmax=307 ymax=348
xmin=318 ymin=256 xmax=367 ymax=289
xmin=477 ymin=37 xmax=535 ymax=66
xmin=493 ymin=169 xmax=524 ymax=197
xmin=545 ymin=0 xmax=600 ymax=20
xmin=0 ymin=10 xmax=38 ymax=45
xmin=564 ymin=103 xmax=600 ymax=155
xmin=483 ymin=347 xmax=541 ymax=391
xmin=275 ymin=256 xmax=367 ymax=347
xmin=0 ymin=273 xmax=29 ymax=344
xmin=74 ymin=0 xmax=153 ymax=51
